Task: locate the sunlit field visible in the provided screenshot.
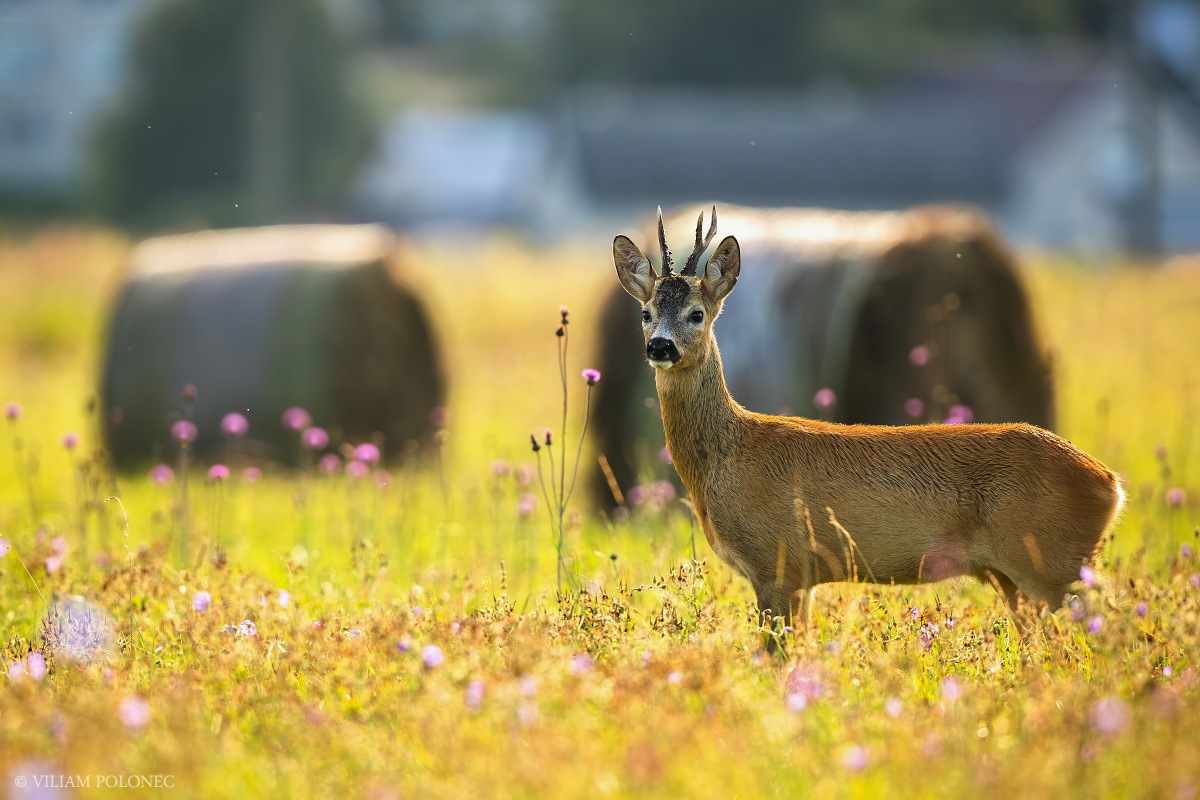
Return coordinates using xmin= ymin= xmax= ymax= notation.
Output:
xmin=1 ymin=228 xmax=1199 ymax=799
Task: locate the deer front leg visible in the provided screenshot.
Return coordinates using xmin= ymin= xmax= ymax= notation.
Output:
xmin=755 ymin=584 xmax=796 ymax=656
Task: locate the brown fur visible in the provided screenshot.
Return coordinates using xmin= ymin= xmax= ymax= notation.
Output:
xmin=613 ymin=215 xmax=1123 ymax=633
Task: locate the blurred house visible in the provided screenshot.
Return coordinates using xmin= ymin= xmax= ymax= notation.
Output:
xmin=351 ymin=108 xmax=556 ymax=230
xmin=0 ymin=0 xmax=149 ymax=196
xmin=353 ymin=51 xmax=1200 ymax=253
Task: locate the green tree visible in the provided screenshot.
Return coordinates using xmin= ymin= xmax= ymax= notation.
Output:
xmin=89 ymin=0 xmax=370 ymax=230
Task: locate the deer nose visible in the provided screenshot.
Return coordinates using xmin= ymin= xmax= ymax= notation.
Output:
xmin=647 ymin=337 xmax=679 ymax=363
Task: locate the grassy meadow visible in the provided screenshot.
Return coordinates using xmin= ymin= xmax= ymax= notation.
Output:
xmin=1 ymin=228 xmax=1199 ymax=799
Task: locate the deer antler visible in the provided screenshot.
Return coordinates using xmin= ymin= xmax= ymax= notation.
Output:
xmin=681 ymin=205 xmax=718 ymax=276
xmin=657 ymin=206 xmax=673 ymax=276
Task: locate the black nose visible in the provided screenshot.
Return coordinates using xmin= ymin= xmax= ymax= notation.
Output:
xmin=647 ymin=337 xmax=679 ymax=363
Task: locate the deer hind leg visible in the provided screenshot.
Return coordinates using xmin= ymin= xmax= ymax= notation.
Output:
xmin=979 ymin=568 xmax=1033 ymax=636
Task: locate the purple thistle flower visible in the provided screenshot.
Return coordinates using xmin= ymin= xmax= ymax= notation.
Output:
xmin=353 ymin=443 xmax=381 ymax=464
xmin=243 ymin=467 xmax=262 ymax=483
xmin=1136 ymin=601 xmax=1148 ymax=617
xmin=515 ymin=464 xmax=535 ymax=486
xmin=1087 ymin=614 xmax=1104 ymax=634
xmin=281 ymin=407 xmax=312 ymax=432
xmin=813 ymin=387 xmax=836 ymax=411
xmin=786 ymin=692 xmax=808 ymax=713
xmin=1090 ymin=696 xmax=1130 ymax=736
xmin=465 ymin=679 xmax=485 ymax=710
xmin=428 ymin=406 xmax=449 ymax=428
xmin=784 ymin=664 xmax=825 ymax=702
xmin=301 ymin=427 xmax=329 ymax=451
xmin=277 ymin=590 xmax=290 ymax=608
xmin=904 ymin=397 xmax=925 ymax=418
xmin=520 ymin=675 xmax=539 ymax=697
xmin=422 ymin=644 xmax=444 ymax=669
xmin=51 ymin=536 xmax=67 ymax=556
xmin=1183 ymin=544 xmax=1194 ymax=559
xmin=61 ymin=432 xmax=79 ymax=451
xmin=582 ymin=368 xmax=602 ymax=385
xmin=491 ymin=459 xmax=511 ymax=477
xmin=1080 ymin=565 xmax=1099 ymax=587
xmin=171 ymin=420 xmax=198 ymax=444
xmin=396 ymin=637 xmax=412 ymax=653
xmin=1190 ymin=574 xmax=1200 ymax=590
xmin=148 ymin=464 xmax=174 ymax=484
xmin=374 ymin=470 xmax=392 ymax=488
xmin=909 ymin=345 xmax=931 ymax=367
xmin=26 ymin=652 xmax=46 ymax=682
xmin=1166 ymin=488 xmax=1187 ymax=507
xmin=238 ymin=620 xmax=257 ymax=637
xmin=667 ymin=670 xmax=683 ymax=686
xmin=118 ymin=696 xmax=151 ymax=730
xmin=950 ymin=404 xmax=974 ymax=423
xmin=941 ymin=675 xmax=963 ymax=704
xmin=207 ymin=464 xmax=230 ymax=481
xmin=570 ymin=653 xmax=594 ymax=674
xmin=1070 ymin=597 xmax=1087 ymax=622
xmin=192 ymin=591 xmax=211 ymax=612
xmin=840 ymin=744 xmax=869 ymax=771
xmin=318 ymin=453 xmax=340 ymax=474
xmin=517 ymin=493 xmax=535 ymax=517
xmin=910 ymin=606 xmax=921 ymax=619
xmin=220 ymin=412 xmax=249 ymax=437
xmin=0 ymin=537 xmax=9 ymax=558
xmin=8 ymin=660 xmax=26 ymax=682
xmin=3 ymin=402 xmax=20 ymax=420
xmin=44 ymin=555 xmax=62 ymax=574
xmin=345 ymin=460 xmax=369 ymax=479
xmin=659 ymin=446 xmax=673 ymax=465
xmin=885 ymin=697 xmax=903 ymax=718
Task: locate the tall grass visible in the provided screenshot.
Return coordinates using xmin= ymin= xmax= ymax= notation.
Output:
xmin=0 ymin=229 xmax=1197 ymax=799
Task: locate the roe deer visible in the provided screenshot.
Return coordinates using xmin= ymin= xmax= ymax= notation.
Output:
xmin=612 ymin=206 xmax=1123 ymax=638
xmin=591 ymin=203 xmax=1055 ymax=508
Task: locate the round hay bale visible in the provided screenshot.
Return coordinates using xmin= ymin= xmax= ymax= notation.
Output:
xmin=101 ymin=224 xmax=445 ymax=468
xmin=590 ymin=204 xmax=1054 ymax=508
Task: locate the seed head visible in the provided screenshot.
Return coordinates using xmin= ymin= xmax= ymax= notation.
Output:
xmin=529 ymin=434 xmax=541 ymax=453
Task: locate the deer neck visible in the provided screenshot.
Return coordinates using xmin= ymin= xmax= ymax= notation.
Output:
xmin=655 ymin=335 xmax=741 ymax=493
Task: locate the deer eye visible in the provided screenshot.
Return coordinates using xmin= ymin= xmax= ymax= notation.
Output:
xmin=642 ymin=309 xmax=651 ymax=322
xmin=689 ymin=310 xmax=704 ymax=324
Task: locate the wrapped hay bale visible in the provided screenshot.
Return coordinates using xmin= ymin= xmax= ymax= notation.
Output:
xmin=101 ymin=224 xmax=445 ymax=468
xmin=591 ymin=204 xmax=1054 ymax=507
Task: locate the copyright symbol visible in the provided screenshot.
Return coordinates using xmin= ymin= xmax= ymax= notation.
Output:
xmin=14 ymin=775 xmax=27 ymax=787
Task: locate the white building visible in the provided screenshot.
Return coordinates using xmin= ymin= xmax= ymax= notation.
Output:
xmin=0 ymin=0 xmax=152 ymax=195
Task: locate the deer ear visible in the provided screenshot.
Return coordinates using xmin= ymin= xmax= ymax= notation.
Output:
xmin=613 ymin=235 xmax=656 ymax=303
xmin=702 ymin=235 xmax=740 ymax=303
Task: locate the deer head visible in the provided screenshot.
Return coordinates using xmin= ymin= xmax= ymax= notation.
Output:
xmin=613 ymin=206 xmax=741 ymax=370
